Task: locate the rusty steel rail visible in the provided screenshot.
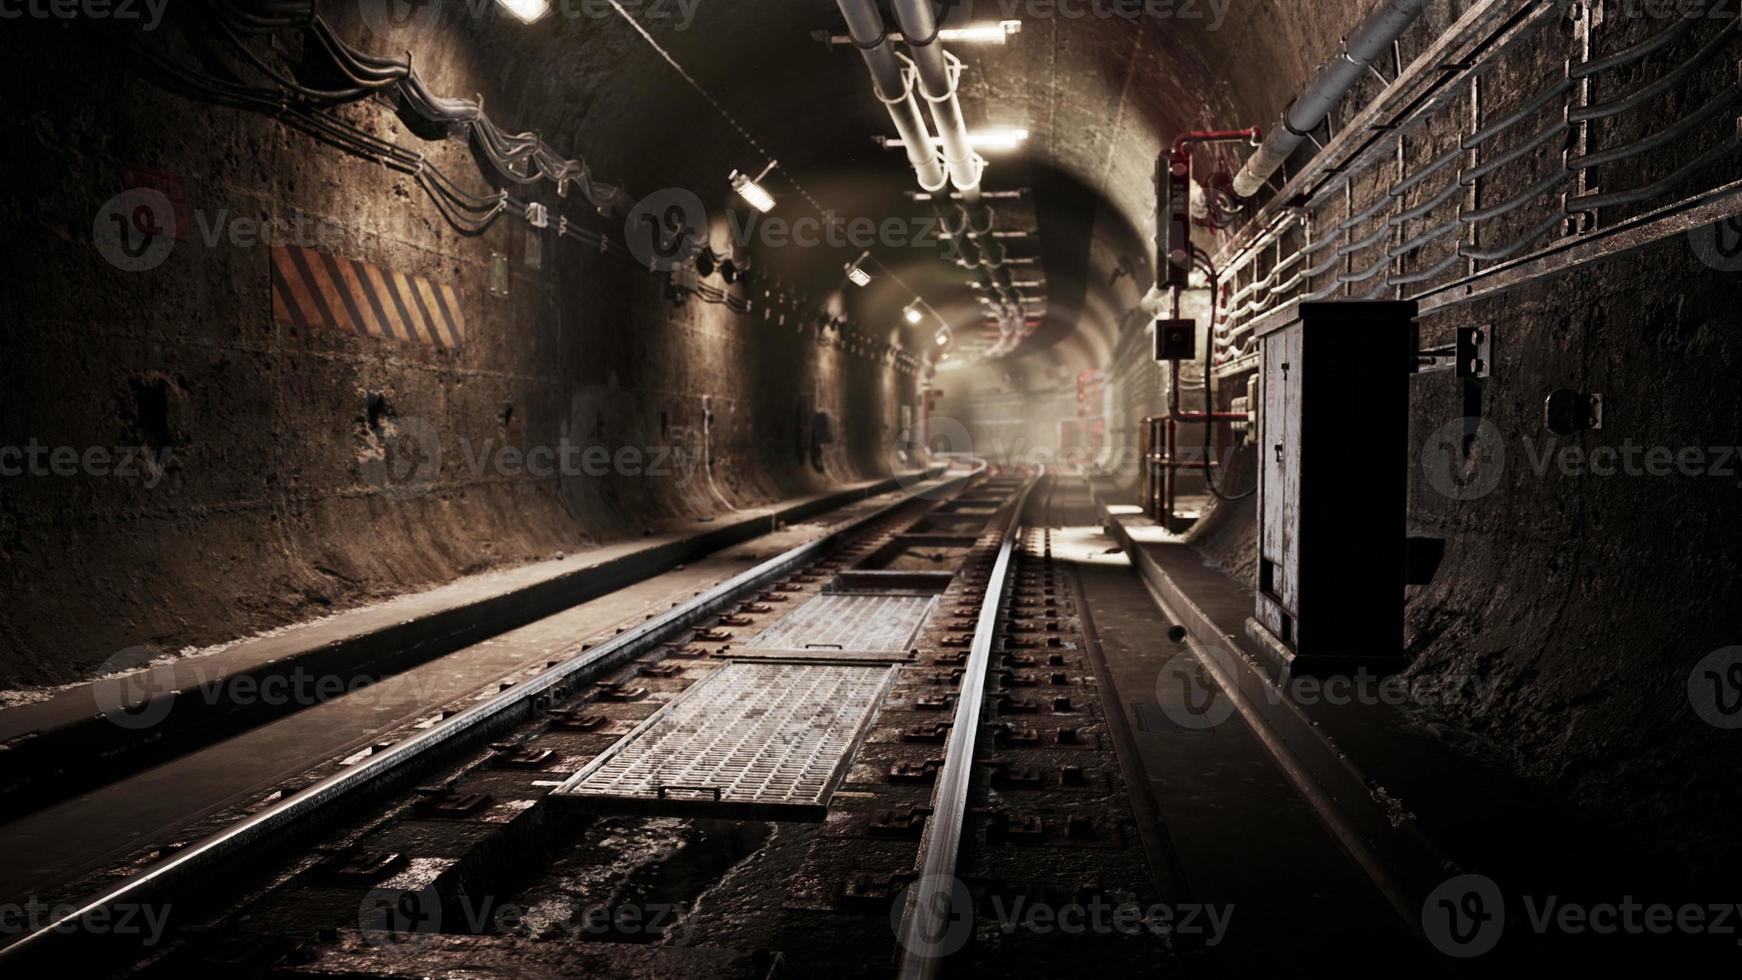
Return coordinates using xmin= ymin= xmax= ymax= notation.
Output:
xmin=895 ymin=469 xmax=1042 ymax=980
xmin=0 ymin=463 xmax=985 ymax=969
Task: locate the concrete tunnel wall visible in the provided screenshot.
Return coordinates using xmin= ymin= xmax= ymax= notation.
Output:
xmin=0 ymin=10 xmax=919 ymax=688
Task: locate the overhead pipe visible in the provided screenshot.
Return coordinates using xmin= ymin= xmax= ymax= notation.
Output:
xmin=1232 ymin=0 xmax=1430 ymax=197
xmin=890 ymin=0 xmax=985 ymax=203
xmin=836 ymin=0 xmax=949 ymax=192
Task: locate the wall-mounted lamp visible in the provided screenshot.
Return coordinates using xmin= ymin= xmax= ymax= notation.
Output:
xmin=730 ymin=160 xmax=779 ymax=213
xmin=845 ymin=250 xmax=872 ymax=287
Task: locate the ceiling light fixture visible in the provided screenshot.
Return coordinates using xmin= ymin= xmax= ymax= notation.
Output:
xmin=878 ymin=129 xmax=1030 ymax=153
xmin=935 ymin=324 xmax=953 ymax=347
xmin=495 ymin=0 xmax=550 ymax=23
xmin=904 ymin=300 xmax=925 ymax=325
xmin=730 ymin=160 xmax=779 ymax=213
xmin=938 ymin=21 xmax=1024 ymax=44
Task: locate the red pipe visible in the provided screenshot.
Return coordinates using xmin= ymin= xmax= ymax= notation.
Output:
xmin=1171 ymin=127 xmax=1262 ymax=160
xmin=1171 ymin=411 xmax=1250 ymax=423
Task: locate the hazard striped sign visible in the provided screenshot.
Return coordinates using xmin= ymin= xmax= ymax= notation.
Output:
xmin=271 ymin=244 xmax=466 ymax=348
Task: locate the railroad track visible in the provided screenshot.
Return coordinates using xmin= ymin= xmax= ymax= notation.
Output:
xmin=4 ymin=468 xmax=1431 ymax=977
xmin=0 ymin=463 xmax=1037 ymax=975
xmin=895 ymin=474 xmax=1170 ymax=978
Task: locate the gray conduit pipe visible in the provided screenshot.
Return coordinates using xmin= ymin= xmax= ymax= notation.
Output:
xmin=836 ymin=0 xmax=950 ymax=192
xmin=890 ymin=0 xmax=985 ymax=202
xmin=1232 ymin=0 xmax=1431 ymax=197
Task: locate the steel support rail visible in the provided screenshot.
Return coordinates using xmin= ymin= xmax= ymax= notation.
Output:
xmin=0 ymin=464 xmax=983 ymax=967
xmin=895 ymin=469 xmax=1041 ymax=980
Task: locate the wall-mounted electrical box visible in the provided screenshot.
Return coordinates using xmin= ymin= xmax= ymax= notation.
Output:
xmin=1248 ymin=302 xmax=1416 ymax=675
xmin=1154 ymin=319 xmax=1197 ymax=361
xmin=1158 ymin=154 xmax=1193 ymax=289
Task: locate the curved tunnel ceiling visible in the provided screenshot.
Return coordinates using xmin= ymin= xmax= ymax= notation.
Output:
xmin=357 ymin=0 xmax=1371 ymax=380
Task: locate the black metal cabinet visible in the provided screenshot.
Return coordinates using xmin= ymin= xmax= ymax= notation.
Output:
xmin=1249 ymin=302 xmax=1416 ymax=675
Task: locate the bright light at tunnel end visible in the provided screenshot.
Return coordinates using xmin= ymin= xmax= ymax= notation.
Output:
xmin=494 ymin=0 xmax=550 ymax=23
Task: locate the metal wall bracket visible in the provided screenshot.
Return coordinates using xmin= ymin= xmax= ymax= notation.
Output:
xmin=1414 ymin=325 xmax=1492 ymax=378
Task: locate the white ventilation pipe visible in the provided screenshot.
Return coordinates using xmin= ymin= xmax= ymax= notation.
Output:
xmin=836 ymin=0 xmax=950 ymax=193
xmin=1232 ymin=0 xmax=1431 ymax=197
xmin=889 ymin=0 xmax=985 ymax=203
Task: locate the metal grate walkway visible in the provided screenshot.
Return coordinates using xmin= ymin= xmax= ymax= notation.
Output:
xmin=741 ymin=593 xmax=937 ymax=657
xmin=552 ymin=662 xmax=895 ymax=819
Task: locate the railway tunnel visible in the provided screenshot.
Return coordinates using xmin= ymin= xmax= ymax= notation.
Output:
xmin=0 ymin=0 xmax=1739 ymax=975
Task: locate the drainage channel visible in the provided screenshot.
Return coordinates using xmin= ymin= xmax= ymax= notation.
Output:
xmin=0 ymin=466 xmax=992 ymax=973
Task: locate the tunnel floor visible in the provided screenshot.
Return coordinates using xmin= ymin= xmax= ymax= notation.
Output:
xmin=0 ymin=468 xmax=1728 ymax=976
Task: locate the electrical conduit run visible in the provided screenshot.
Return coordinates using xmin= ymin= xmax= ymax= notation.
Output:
xmin=890 ymin=0 xmax=986 ymax=203
xmin=835 ymin=0 xmax=950 ymax=193
xmin=1232 ymin=0 xmax=1431 ymax=197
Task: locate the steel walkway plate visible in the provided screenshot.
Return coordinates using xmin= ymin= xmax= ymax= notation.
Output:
xmin=742 ymin=593 xmax=938 ymax=655
xmin=552 ymin=662 xmax=895 ymax=819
